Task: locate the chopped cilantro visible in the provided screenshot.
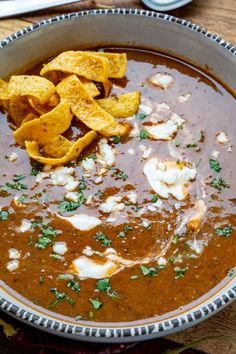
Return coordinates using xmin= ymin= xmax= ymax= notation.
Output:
xmin=110 ymin=135 xmax=121 ymax=144
xmin=174 ymin=267 xmax=188 ymax=279
xmin=39 ymin=276 xmax=44 ymax=285
xmin=186 ymin=143 xmax=198 ymax=148
xmin=90 ymin=298 xmax=103 ymax=310
xmin=30 ymin=162 xmax=43 ymax=176
xmin=36 ymin=236 xmax=52 ymax=249
xmin=140 ymin=264 xmax=157 ymax=277
xmin=124 ymin=225 xmax=132 ymax=233
xmin=13 ymin=175 xmax=25 ymax=182
xmin=79 ymin=177 xmax=86 ymax=190
xmin=95 ymin=232 xmax=111 ymax=246
xmin=59 ymin=192 xmax=85 ymax=212
xmin=31 ymin=218 xmax=42 ymax=228
xmin=67 ymin=279 xmax=80 ymax=293
xmin=111 ymin=168 xmax=128 ymax=181
xmin=151 ymin=194 xmax=158 ymax=203
xmin=88 ymin=311 xmax=94 ymax=320
xmin=48 ymin=288 xmax=75 ymax=308
xmin=172 ymin=234 xmax=179 ymax=244
xmin=210 ymin=177 xmax=229 ymax=191
xmin=50 ymin=253 xmax=64 ymax=260
xmin=35 ymin=225 xmax=60 ymax=249
xmin=140 ymin=130 xmax=149 ymax=139
xmin=215 ymin=225 xmax=232 ymax=237
xmin=41 ymin=226 xmax=59 ymax=238
xmin=228 ymin=269 xmax=235 ymax=277
xmin=97 ymin=278 xmax=119 ymax=298
xmin=209 ymin=159 xmax=222 ymax=172
xmin=175 ymin=140 xmax=181 ymax=147
xmin=0 ymin=210 xmax=9 ymax=220
xmin=130 ymin=275 xmax=139 ymax=280
xmin=6 ymin=180 xmax=28 ymax=191
xmin=95 ymin=190 xmax=103 ymax=197
xmin=135 ymin=112 xmax=147 ymax=121
xmin=17 ymin=194 xmax=27 ymax=204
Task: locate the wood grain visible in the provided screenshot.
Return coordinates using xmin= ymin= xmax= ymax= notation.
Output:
xmin=0 ymin=1 xmax=236 ymax=353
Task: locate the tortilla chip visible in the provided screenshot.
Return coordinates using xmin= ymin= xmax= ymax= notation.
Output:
xmin=97 ymin=92 xmax=140 ymax=118
xmin=21 ymin=113 xmax=38 ymax=125
xmin=25 ymin=130 xmax=97 ymax=165
xmin=28 ymin=97 xmax=49 ymax=115
xmin=0 ymin=79 xmax=10 ymax=100
xmin=9 ymin=97 xmax=34 ymax=127
xmin=56 ymin=75 xmax=128 ymax=136
xmin=79 ymin=77 xmax=100 ymax=97
xmin=84 ymin=52 xmax=127 ymax=78
xmin=14 ymin=101 xmax=72 ymax=146
xmin=43 ymin=135 xmax=73 ymax=158
xmin=48 ymin=93 xmax=60 ymax=106
xmin=103 ymin=79 xmax=112 ymax=98
xmin=40 ymin=51 xmax=110 ymax=83
xmin=8 ymin=75 xmax=55 ymax=104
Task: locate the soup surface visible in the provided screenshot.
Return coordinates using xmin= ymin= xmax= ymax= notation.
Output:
xmin=0 ymin=48 xmax=235 ymax=323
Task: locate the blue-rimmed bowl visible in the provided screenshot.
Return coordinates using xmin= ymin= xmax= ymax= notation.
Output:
xmin=0 ymin=8 xmax=235 ymax=343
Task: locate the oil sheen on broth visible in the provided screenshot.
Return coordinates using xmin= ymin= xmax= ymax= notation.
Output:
xmin=0 ymin=49 xmax=235 ymax=322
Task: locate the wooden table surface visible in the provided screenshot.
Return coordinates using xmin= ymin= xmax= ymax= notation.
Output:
xmin=0 ymin=1 xmax=235 ymax=353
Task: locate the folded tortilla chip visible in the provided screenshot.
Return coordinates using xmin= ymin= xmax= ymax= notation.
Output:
xmin=40 ymin=51 xmax=110 ymax=83
xmin=9 ymin=97 xmax=34 ymax=127
xmin=21 ymin=113 xmax=38 ymax=125
xmin=0 ymin=79 xmax=10 ymax=100
xmin=7 ymin=75 xmax=56 ymax=104
xmin=28 ymin=97 xmax=49 ymax=115
xmin=79 ymin=77 xmax=100 ymax=97
xmin=56 ymin=75 xmax=128 ymax=136
xmin=84 ymin=52 xmax=127 ymax=78
xmin=25 ymin=130 xmax=97 ymax=165
xmin=14 ymin=101 xmax=72 ymax=146
xmin=43 ymin=135 xmax=73 ymax=158
xmin=97 ymin=92 xmax=140 ymax=118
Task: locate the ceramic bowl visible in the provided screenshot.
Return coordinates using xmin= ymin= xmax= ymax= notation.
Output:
xmin=0 ymin=8 xmax=236 ymax=343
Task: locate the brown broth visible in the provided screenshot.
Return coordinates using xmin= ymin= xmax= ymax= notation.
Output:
xmin=0 ymin=48 xmax=235 ymax=322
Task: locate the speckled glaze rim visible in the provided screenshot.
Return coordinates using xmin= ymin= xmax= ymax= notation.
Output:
xmin=0 ymin=8 xmax=236 ymax=342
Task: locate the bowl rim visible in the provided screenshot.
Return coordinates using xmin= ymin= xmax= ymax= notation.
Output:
xmin=0 ymin=8 xmax=236 ymax=342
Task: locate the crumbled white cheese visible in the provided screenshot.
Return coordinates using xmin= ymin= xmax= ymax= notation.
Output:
xmin=139 ymin=144 xmax=153 ymax=159
xmin=65 ymin=192 xmax=79 ymax=203
xmin=98 ymin=168 xmax=107 ymax=176
xmin=187 ymin=199 xmax=207 ymax=231
xmin=81 ymin=158 xmax=95 ymax=172
xmin=97 ymin=138 xmax=116 ymax=167
xmin=146 ymin=113 xmax=185 ymax=140
xmin=53 ymin=242 xmax=68 ymax=255
xmin=37 ymin=167 xmax=79 ymax=191
xmin=142 ymin=220 xmax=150 ymax=228
xmin=129 ymin=122 xmax=140 ymax=138
xmin=155 ymin=102 xmax=170 ymax=112
xmin=126 ymin=191 xmax=138 ymax=204
xmin=8 ymin=248 xmax=21 ymax=259
xmin=157 ymin=257 xmax=167 ymax=266
xmin=6 ymin=260 xmax=19 ymax=272
xmin=149 ymin=73 xmax=174 ymax=90
xmin=8 ymin=152 xmax=18 ymax=162
xmin=106 ymin=216 xmax=117 ymax=223
xmin=100 ymin=196 xmax=125 ymax=213
xmin=127 ymin=148 xmax=135 ymax=155
xmin=19 ymin=219 xmax=31 ymax=232
xmin=82 ymin=246 xmax=94 ymax=257
xmin=139 ymin=103 xmax=153 ymax=115
xmin=94 ymin=176 xmax=103 ymax=184
xmin=186 ymin=238 xmax=208 ymax=255
xmin=58 ymin=213 xmax=101 ymax=231
xmin=212 ymin=150 xmax=220 ymax=158
xmin=217 ymin=132 xmax=229 ymax=144
xmin=143 ymin=158 xmax=196 ymax=200
xmin=178 ymin=93 xmax=191 ymax=103
xmin=85 ymin=194 xmax=93 ymax=205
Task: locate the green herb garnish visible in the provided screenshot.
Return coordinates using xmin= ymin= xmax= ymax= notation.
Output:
xmin=135 ymin=112 xmax=147 ymax=121
xmin=215 ymin=225 xmax=232 ymax=237
xmin=90 ymin=298 xmax=103 ymax=310
xmin=95 ymin=231 xmax=111 ymax=246
xmin=59 ymin=192 xmax=85 ymax=212
xmin=151 ymin=194 xmax=158 ymax=203
xmin=111 ymin=168 xmax=128 ymax=181
xmin=228 ymin=269 xmax=235 ymax=277
xmin=48 ymin=288 xmax=76 ymax=308
xmin=30 ymin=162 xmax=43 ymax=176
xmin=172 ymin=234 xmax=179 ymax=244
xmin=140 ymin=264 xmax=157 ymax=277
xmin=110 ymin=135 xmax=121 ymax=144
xmin=96 ymin=278 xmax=119 ymax=298
xmin=186 ymin=143 xmax=198 ymax=148
xmin=67 ymin=279 xmax=80 ymax=293
xmin=210 ymin=177 xmax=229 ymax=191
xmin=35 ymin=225 xmax=60 ymax=249
xmin=79 ymin=177 xmax=86 ymax=190
xmin=175 ymin=140 xmax=181 ymax=147
xmin=39 ymin=276 xmax=44 ymax=285
xmin=174 ymin=267 xmax=188 ymax=279
xmin=210 ymin=159 xmax=222 ymax=172
xmin=130 ymin=275 xmax=139 ymax=280
xmin=140 ymin=130 xmax=149 ymax=139
xmin=0 ymin=210 xmax=9 ymax=220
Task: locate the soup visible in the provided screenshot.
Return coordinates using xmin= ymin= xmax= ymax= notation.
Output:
xmin=0 ymin=49 xmax=235 ymax=322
